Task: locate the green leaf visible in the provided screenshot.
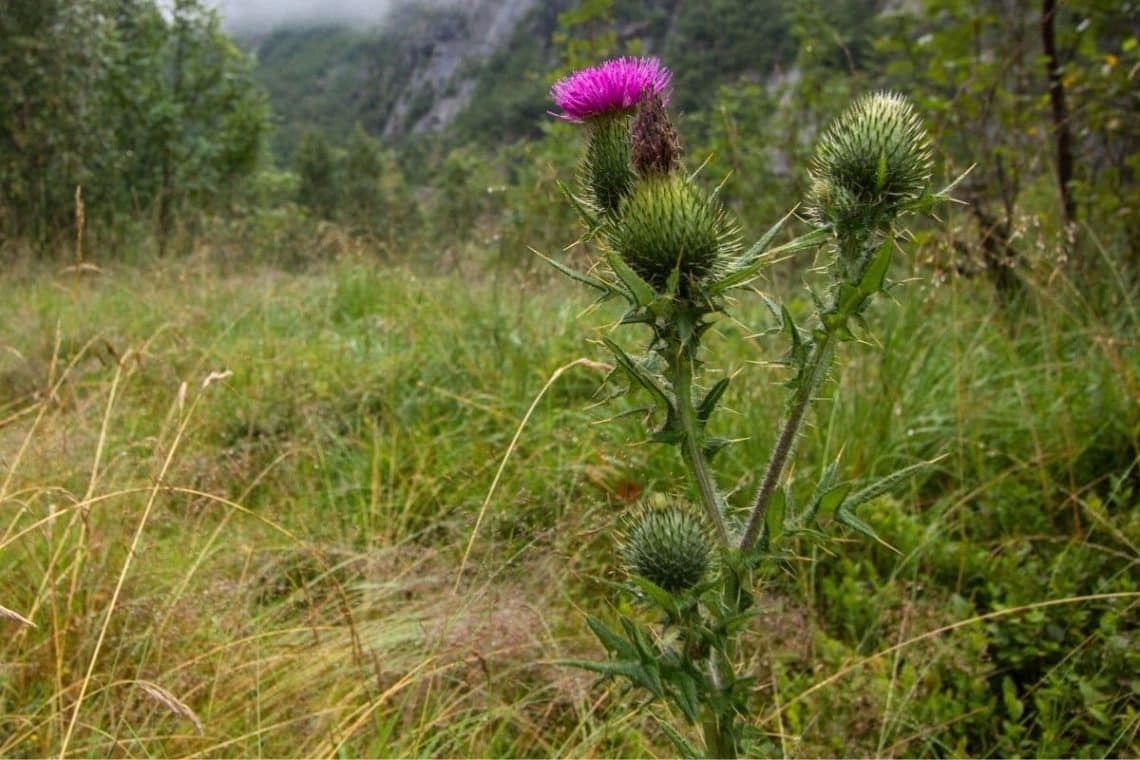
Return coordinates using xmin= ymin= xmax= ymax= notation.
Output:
xmin=815 ymin=483 xmax=852 ymax=523
xmin=585 ymin=616 xmax=637 ymax=660
xmin=629 ymin=576 xmax=681 ymax=619
xmin=735 ymin=206 xmax=795 ymax=267
xmin=671 ymin=670 xmax=701 ymax=724
xmin=657 ymin=718 xmax=701 ymax=759
xmin=841 ymin=458 xmax=939 ymax=513
xmin=1002 ymin=676 xmax=1024 ymax=721
xmin=858 ymin=237 xmax=894 ymax=296
xmin=601 ymin=337 xmax=672 ymax=410
xmin=558 ymin=657 xmax=653 ymax=689
xmin=709 ymin=228 xmax=831 ymax=294
xmin=605 ymin=250 xmax=656 ymax=307
xmin=529 ymin=246 xmax=615 ymax=295
xmin=665 ymin=264 xmax=681 ymax=298
xmin=803 ymin=459 xmax=841 ymax=522
xmin=620 ymin=616 xmax=657 ymax=662
xmin=696 ymin=377 xmax=730 ymax=425
xmin=556 ymin=179 xmax=602 ymax=231
xmin=834 ymin=505 xmax=888 ymax=545
xmin=781 ymin=306 xmax=810 ymax=373
xmin=702 ymin=436 xmax=729 ymax=460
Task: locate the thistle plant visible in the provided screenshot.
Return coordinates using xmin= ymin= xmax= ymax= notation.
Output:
xmin=541 ymin=58 xmax=959 ymax=758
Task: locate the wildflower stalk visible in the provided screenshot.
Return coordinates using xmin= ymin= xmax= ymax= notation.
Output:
xmin=740 ymin=332 xmax=835 ymax=552
xmin=547 ymin=65 xmax=947 ymax=758
xmin=671 ymin=342 xmax=730 ymax=546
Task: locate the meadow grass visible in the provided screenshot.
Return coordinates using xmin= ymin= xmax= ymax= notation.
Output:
xmin=1 ymin=246 xmax=1136 ymax=757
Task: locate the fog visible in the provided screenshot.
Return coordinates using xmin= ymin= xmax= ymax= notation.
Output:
xmin=209 ymin=0 xmax=403 ymax=30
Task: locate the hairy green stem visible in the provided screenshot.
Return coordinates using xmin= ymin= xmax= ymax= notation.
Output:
xmin=740 ymin=332 xmax=836 ymax=552
xmin=673 ymin=349 xmax=731 ymax=546
xmin=702 ymin=712 xmax=738 ymax=759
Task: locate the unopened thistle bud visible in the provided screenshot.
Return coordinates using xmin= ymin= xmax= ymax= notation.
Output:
xmin=631 ymin=90 xmax=682 ymax=178
xmin=605 ymin=174 xmax=740 ymax=292
xmin=620 ymin=502 xmax=711 ymax=593
xmin=806 ymin=92 xmax=933 ymax=238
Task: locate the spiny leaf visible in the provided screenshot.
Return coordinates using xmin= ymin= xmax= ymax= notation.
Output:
xmin=834 ymin=504 xmax=898 ymax=553
xmin=803 ymin=458 xmax=841 ymax=523
xmin=556 ymin=179 xmax=602 ymax=232
xmin=709 ymin=228 xmax=831 ymax=294
xmin=657 ymin=718 xmax=701 ymax=758
xmin=859 ymin=236 xmax=894 ymax=296
xmin=601 ymin=337 xmax=672 ymax=410
xmin=703 ymin=436 xmax=729 ymax=460
xmin=529 ymin=247 xmax=615 ymax=295
xmin=696 ymin=377 xmax=730 ymax=425
xmin=586 ymin=615 xmax=637 ymax=660
xmin=814 ymin=483 xmax=853 ymax=523
xmin=606 ymin=250 xmax=656 ymax=307
xmin=559 ymin=658 xmax=656 ymax=691
xmin=629 ymin=576 xmax=681 ymax=619
xmin=671 ymin=670 xmax=701 ymax=724
xmin=742 ymin=206 xmax=796 ymax=263
xmin=841 ymin=458 xmax=941 ymax=513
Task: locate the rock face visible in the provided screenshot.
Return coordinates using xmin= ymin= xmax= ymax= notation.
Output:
xmin=381 ymin=0 xmax=538 ymax=138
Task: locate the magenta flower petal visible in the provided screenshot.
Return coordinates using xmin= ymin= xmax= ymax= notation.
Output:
xmin=550 ymin=57 xmax=672 ymax=122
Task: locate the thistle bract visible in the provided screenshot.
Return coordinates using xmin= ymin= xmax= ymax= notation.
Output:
xmin=621 ymin=502 xmax=711 ymax=593
xmin=605 ymin=174 xmax=740 ymax=292
xmin=582 ymin=115 xmax=636 ymax=216
xmin=806 ymin=91 xmax=932 ymax=238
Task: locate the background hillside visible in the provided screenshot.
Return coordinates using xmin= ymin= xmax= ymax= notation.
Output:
xmin=246 ymin=0 xmax=824 ymax=157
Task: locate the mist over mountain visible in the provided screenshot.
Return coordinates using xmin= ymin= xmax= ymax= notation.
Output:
xmin=211 ymin=0 xmax=454 ymax=31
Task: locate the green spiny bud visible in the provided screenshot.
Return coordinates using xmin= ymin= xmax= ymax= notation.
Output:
xmin=806 ymin=91 xmax=933 ymax=238
xmin=620 ymin=501 xmax=712 ymax=593
xmin=583 ymin=115 xmax=636 ymax=217
xmin=605 ymin=174 xmax=740 ymax=292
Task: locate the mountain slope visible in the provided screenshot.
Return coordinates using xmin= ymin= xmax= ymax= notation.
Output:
xmin=248 ymin=0 xmax=869 ymax=159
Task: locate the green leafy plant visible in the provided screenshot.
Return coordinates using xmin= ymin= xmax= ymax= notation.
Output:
xmin=542 ymin=57 xmax=963 ymax=757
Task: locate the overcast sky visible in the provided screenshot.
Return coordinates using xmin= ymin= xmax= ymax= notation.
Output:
xmin=208 ymin=0 xmax=402 ymax=30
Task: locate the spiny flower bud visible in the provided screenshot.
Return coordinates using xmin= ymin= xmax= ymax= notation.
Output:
xmin=605 ymin=174 xmax=740 ymax=292
xmin=631 ymin=90 xmax=682 ymax=178
xmin=806 ymin=91 xmax=933 ymax=237
xmin=620 ymin=502 xmax=711 ymax=593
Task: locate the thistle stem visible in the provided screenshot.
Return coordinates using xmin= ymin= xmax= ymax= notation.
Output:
xmin=702 ymin=712 xmax=738 ymax=759
xmin=740 ymin=332 xmax=836 ymax=552
xmin=673 ymin=348 xmax=730 ymax=547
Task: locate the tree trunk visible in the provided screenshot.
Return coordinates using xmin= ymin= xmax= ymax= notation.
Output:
xmin=1041 ymin=0 xmax=1076 ymax=225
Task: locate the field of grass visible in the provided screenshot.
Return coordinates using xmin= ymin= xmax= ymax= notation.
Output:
xmin=1 ymin=245 xmax=1137 ymax=757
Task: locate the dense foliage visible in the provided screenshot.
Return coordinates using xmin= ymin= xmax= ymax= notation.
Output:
xmin=0 ymin=0 xmax=267 ymax=245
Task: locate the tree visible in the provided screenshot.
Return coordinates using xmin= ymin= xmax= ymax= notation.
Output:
xmin=295 ymin=130 xmax=339 ymax=220
xmin=0 ymin=0 xmax=268 ymax=249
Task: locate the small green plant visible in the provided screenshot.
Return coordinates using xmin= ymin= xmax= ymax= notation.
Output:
xmin=542 ymin=57 xmax=962 ymax=757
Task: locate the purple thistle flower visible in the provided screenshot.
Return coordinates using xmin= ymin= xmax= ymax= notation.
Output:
xmin=551 ymin=57 xmax=672 ymax=122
